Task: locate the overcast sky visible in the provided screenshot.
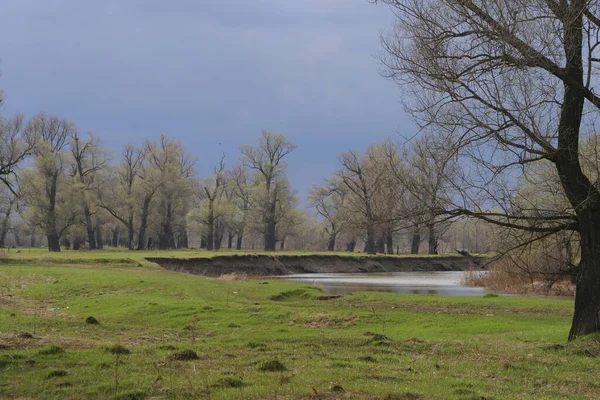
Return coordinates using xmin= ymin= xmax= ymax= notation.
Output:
xmin=0 ymin=0 xmax=414 ymax=202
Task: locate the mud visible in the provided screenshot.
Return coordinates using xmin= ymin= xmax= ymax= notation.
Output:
xmin=146 ymin=254 xmax=483 ymax=277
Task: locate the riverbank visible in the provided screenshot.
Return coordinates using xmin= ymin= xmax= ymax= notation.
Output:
xmin=148 ymin=254 xmax=483 ymax=277
xmin=1 ymin=259 xmax=595 ymax=399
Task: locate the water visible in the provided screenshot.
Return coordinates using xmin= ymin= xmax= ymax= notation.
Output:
xmin=283 ymin=271 xmax=487 ymax=296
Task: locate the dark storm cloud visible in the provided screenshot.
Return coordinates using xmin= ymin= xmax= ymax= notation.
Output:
xmin=0 ymin=0 xmax=412 ymax=200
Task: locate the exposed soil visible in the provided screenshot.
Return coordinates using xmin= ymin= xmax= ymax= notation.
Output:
xmin=147 ymin=254 xmax=483 ymax=277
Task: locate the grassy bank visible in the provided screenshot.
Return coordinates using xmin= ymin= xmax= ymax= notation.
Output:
xmin=0 ymin=247 xmax=473 ymax=267
xmin=0 ymin=254 xmax=592 ymax=399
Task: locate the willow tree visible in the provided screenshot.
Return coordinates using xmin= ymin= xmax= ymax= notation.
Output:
xmin=377 ymin=0 xmax=600 ymax=339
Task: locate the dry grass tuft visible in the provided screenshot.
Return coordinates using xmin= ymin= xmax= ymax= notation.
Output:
xmin=217 ymin=273 xmax=248 ymax=281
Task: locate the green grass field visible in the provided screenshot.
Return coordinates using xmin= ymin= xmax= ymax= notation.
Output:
xmin=0 ymin=250 xmax=592 ymax=399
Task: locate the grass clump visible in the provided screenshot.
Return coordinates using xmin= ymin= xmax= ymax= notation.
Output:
xmin=167 ymin=349 xmax=200 ymax=361
xmin=38 ymin=345 xmax=65 ymax=355
xmin=212 ymin=377 xmax=244 ymax=388
xmin=259 ymin=359 xmax=287 ymax=372
xmin=114 ymin=389 xmax=147 ymax=400
xmin=269 ymin=289 xmax=310 ymax=301
xmin=105 ymin=344 xmax=131 ymax=355
xmin=46 ymin=369 xmax=68 ymax=378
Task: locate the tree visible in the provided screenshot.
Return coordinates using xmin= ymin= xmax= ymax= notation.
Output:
xmin=377 ymin=0 xmax=600 ymax=339
xmin=199 ymin=156 xmax=227 ymax=251
xmin=309 ymin=181 xmax=347 ymax=251
xmin=0 ymin=113 xmax=35 ymax=194
xmin=100 ymin=144 xmax=148 ymax=250
xmin=240 ymin=130 xmax=296 ymax=251
xmin=228 ymin=163 xmax=256 ymax=250
xmin=146 ymin=135 xmax=195 ymax=250
xmin=22 ymin=113 xmax=77 ymax=251
xmin=70 ymin=131 xmax=111 ymax=249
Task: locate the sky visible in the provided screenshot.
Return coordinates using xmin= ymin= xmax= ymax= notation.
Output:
xmin=0 ymin=0 xmax=415 ymax=202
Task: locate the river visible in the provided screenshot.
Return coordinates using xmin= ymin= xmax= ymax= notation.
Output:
xmin=283 ymin=271 xmax=487 ymax=296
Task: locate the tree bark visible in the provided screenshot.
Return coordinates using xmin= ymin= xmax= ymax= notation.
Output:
xmin=327 ymin=232 xmax=336 ymax=251
xmin=364 ymin=227 xmax=376 ymax=254
xmin=427 ymin=224 xmax=437 ymax=255
xmin=236 ymin=234 xmax=243 ymax=250
xmin=84 ymin=205 xmax=96 ymax=250
xmin=227 ymin=232 xmax=234 ymax=249
xmin=136 ymin=194 xmax=152 ymax=250
xmin=0 ymin=198 xmax=14 ymax=248
xmin=346 ymin=240 xmax=356 ymax=252
xmin=46 ymin=174 xmax=61 ymax=252
xmin=386 ymin=233 xmax=393 ymax=255
xmin=47 ymin=233 xmax=61 ymax=252
xmin=111 ymin=228 xmax=119 ymax=247
xmin=411 ymin=233 xmax=420 ymax=255
xmin=96 ymin=226 xmax=104 ymax=249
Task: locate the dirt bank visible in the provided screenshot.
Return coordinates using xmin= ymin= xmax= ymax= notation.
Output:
xmin=147 ymin=254 xmax=484 ymax=277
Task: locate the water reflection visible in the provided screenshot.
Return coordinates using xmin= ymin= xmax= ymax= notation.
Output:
xmin=283 ymin=271 xmax=487 ymax=296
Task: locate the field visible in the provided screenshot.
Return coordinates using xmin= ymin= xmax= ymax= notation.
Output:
xmin=0 ymin=249 xmax=595 ymax=399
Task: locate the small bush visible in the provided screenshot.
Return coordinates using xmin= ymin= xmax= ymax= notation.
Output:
xmin=47 ymin=369 xmax=68 ymax=378
xmin=259 ymin=359 xmax=287 ymax=372
xmin=39 ymin=345 xmax=65 ymax=355
xmin=105 ymin=344 xmax=131 ymax=355
xmin=167 ymin=349 xmax=200 ymax=361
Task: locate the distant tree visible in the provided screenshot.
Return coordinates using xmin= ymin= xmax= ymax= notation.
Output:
xmin=70 ymin=131 xmax=112 ymax=249
xmin=22 ymin=113 xmax=77 ymax=252
xmin=239 ymin=130 xmax=296 ymax=251
xmin=146 ymin=135 xmax=195 ymax=250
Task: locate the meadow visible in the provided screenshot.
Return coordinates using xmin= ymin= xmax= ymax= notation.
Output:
xmin=0 ymin=249 xmax=594 ymax=399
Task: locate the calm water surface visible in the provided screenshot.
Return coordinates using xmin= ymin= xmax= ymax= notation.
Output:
xmin=283 ymin=271 xmax=487 ymax=296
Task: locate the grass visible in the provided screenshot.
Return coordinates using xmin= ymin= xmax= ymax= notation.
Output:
xmin=0 ymin=251 xmax=592 ymax=399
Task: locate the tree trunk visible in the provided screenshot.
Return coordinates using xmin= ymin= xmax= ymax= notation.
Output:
xmin=346 ymin=240 xmax=356 ymax=252
xmin=364 ymin=226 xmax=376 ymax=254
xmin=73 ymin=237 xmax=81 ymax=250
xmin=411 ymin=233 xmax=420 ymax=254
xmin=96 ymin=226 xmax=104 ymax=249
xmin=214 ymin=222 xmax=224 ymax=250
xmin=280 ymin=237 xmax=285 ymax=251
xmin=136 ymin=194 xmax=152 ymax=250
xmin=236 ymin=234 xmax=243 ymax=250
xmin=386 ymin=233 xmax=394 ymax=255
xmin=427 ymin=224 xmax=437 ymax=254
xmin=111 ymin=228 xmax=119 ymax=247
xmin=327 ymin=232 xmax=336 ymax=251
xmin=84 ymin=206 xmax=96 ymax=250
xmin=47 ymin=233 xmax=61 ymax=252
xmin=47 ymin=174 xmax=61 ymax=252
xmin=227 ymin=232 xmax=234 ymax=249
xmin=569 ymin=208 xmax=600 ymax=339
xmin=376 ymin=237 xmax=385 ymax=254
xmin=179 ymin=230 xmax=188 ymax=249
xmin=200 ymin=236 xmax=207 ymax=249
xmin=206 ymin=203 xmax=214 ymax=251
xmin=0 ymin=198 xmax=14 ymax=248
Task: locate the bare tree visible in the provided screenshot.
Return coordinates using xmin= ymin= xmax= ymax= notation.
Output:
xmin=240 ymin=130 xmax=296 ymax=251
xmin=377 ymin=0 xmax=600 ymax=339
xmin=70 ymin=131 xmax=111 ymax=249
xmin=22 ymin=113 xmax=76 ymax=251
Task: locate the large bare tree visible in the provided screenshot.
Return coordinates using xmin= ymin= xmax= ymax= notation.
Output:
xmin=240 ymin=130 xmax=296 ymax=251
xmin=377 ymin=0 xmax=600 ymax=339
